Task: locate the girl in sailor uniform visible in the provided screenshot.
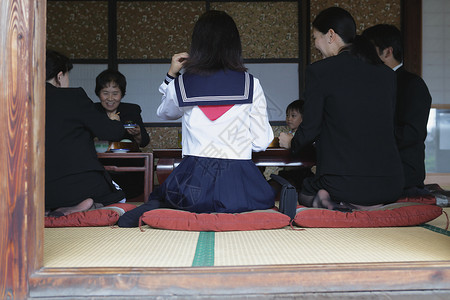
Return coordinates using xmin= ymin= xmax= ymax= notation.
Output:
xmin=118 ymin=10 xmax=275 ymax=227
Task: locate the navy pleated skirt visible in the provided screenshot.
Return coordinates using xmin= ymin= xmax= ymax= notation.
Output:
xmin=118 ymin=155 xmax=276 ymax=227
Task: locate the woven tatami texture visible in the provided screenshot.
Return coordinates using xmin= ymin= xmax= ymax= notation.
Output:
xmin=426 ymin=207 xmax=450 ymax=230
xmin=214 ymin=226 xmax=450 ymax=266
xmin=45 ymin=223 xmax=450 ymax=268
xmin=44 ymin=227 xmax=199 ymax=267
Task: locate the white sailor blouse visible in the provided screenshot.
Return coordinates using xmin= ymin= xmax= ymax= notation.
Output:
xmin=157 ymin=70 xmax=274 ymax=160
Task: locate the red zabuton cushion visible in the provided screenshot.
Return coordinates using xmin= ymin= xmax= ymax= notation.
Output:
xmin=293 ymin=202 xmax=442 ymax=228
xmin=141 ymin=208 xmax=290 ymax=232
xmin=45 ymin=203 xmax=137 ymax=228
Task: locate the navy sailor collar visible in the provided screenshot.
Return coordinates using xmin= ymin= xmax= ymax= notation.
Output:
xmin=174 ymin=70 xmax=254 ymax=107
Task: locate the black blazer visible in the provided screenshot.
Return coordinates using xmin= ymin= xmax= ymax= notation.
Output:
xmin=45 ymin=83 xmax=125 ymax=183
xmin=395 ymin=66 xmax=432 ymax=188
xmin=292 ymin=52 xmax=403 ymax=177
xmin=94 ymin=102 xmax=150 ymax=148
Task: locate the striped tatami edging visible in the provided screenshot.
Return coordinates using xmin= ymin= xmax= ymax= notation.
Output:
xmin=192 ymin=232 xmax=215 ymax=266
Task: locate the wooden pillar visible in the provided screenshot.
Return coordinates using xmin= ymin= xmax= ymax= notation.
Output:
xmin=402 ymin=0 xmax=422 ymax=75
xmin=0 ymin=0 xmax=46 ymax=299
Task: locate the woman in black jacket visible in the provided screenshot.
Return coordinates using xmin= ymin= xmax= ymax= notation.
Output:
xmin=94 ymin=69 xmax=150 ymax=149
xmin=45 ymin=50 xmax=126 ymax=216
xmin=279 ymin=7 xmax=404 ymax=211
xmin=93 ymin=69 xmax=151 ymax=199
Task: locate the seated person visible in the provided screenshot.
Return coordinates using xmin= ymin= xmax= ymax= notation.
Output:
xmin=362 ymin=24 xmax=432 ymax=198
xmin=279 ymin=7 xmax=404 ymax=211
xmin=270 ymin=100 xmax=314 ymax=194
xmin=118 ymin=10 xmax=275 ymax=227
xmin=45 ymin=50 xmax=126 ymax=217
xmin=94 ymin=69 xmax=150 ymax=149
xmin=94 ymin=69 xmax=150 ymax=199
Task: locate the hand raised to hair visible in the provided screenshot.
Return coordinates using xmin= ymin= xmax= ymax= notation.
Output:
xmin=168 ymin=52 xmax=189 ymax=77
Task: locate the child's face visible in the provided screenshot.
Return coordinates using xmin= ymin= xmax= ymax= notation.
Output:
xmin=286 ymin=109 xmax=302 ymax=131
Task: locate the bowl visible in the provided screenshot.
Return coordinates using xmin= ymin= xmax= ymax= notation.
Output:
xmin=109 ymin=141 xmax=138 ymax=152
xmin=95 ymin=140 xmax=109 ymax=153
xmin=110 ymin=148 xmax=130 ymax=153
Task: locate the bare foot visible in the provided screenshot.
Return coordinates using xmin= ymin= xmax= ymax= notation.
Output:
xmin=312 ymin=189 xmax=332 ymax=208
xmin=312 ymin=190 xmax=353 ymax=212
xmin=51 ymin=198 xmax=94 ymax=216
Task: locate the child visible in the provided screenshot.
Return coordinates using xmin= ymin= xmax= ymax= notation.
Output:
xmin=118 ymin=10 xmax=275 ymax=227
xmin=286 ymin=99 xmax=304 ymax=134
xmin=270 ymin=100 xmax=314 ymax=193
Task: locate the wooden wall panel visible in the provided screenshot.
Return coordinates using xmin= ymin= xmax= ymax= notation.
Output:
xmin=211 ymin=1 xmax=299 ymax=59
xmin=309 ymin=0 xmax=402 ymax=62
xmin=47 ymin=1 xmax=108 ymax=59
xmin=46 ymin=0 xmax=407 ymax=63
xmin=0 ymin=0 xmax=45 ymax=299
xmin=117 ymin=1 xmax=205 ymax=59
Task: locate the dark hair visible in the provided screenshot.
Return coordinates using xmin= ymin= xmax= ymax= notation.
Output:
xmin=286 ymin=99 xmax=305 ymax=116
xmin=313 ymin=7 xmax=382 ymax=65
xmin=183 ymin=10 xmax=247 ymax=74
xmin=362 ymin=24 xmax=403 ymax=62
xmin=95 ymin=69 xmax=127 ymax=97
xmin=46 ymin=50 xmax=73 ymax=81
xmin=347 ymin=35 xmax=384 ymax=65
xmin=313 ymin=7 xmax=356 ymax=44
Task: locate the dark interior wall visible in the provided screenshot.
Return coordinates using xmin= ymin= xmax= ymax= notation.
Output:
xmin=47 ymin=0 xmax=403 ymax=84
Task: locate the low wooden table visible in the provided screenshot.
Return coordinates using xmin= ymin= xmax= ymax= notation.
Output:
xmin=97 ymin=152 xmax=153 ymax=202
xmin=153 ymin=148 xmax=316 ymax=185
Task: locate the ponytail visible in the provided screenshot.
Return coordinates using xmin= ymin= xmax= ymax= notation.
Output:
xmin=346 ymin=35 xmax=383 ymax=65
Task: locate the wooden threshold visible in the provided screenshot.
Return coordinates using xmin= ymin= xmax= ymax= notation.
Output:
xmin=29 ymin=261 xmax=450 ymax=298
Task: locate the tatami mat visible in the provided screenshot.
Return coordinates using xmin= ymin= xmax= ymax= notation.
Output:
xmin=44 ymin=227 xmax=199 ymax=267
xmin=44 ymin=208 xmax=450 ymax=268
xmin=44 ymin=216 xmax=450 ymax=268
xmin=214 ymin=226 xmax=450 ymax=266
xmin=425 ymin=207 xmax=449 ymax=230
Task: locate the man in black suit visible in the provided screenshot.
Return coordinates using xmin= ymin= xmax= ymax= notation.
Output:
xmin=363 ymin=24 xmax=432 ymax=197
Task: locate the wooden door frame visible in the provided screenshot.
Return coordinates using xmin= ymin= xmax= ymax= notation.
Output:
xmin=402 ymin=0 xmax=422 ymax=75
xmin=2 ymin=0 xmax=449 ymax=299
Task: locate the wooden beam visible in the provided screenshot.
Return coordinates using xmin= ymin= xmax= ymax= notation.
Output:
xmin=402 ymin=0 xmax=422 ymax=75
xmin=0 ymin=0 xmax=46 ymax=299
xmin=28 ymin=262 xmax=450 ymax=298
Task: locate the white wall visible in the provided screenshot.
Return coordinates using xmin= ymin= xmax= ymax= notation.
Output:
xmin=422 ymin=0 xmax=450 ymax=105
xmin=69 ymin=63 xmax=299 ymax=123
xmin=423 ymin=0 xmax=450 ymax=173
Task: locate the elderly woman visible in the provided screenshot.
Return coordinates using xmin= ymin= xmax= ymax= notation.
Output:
xmin=94 ymin=69 xmax=150 ymax=149
xmin=94 ymin=69 xmax=150 ymax=199
xmin=279 ymin=7 xmax=404 ymax=211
